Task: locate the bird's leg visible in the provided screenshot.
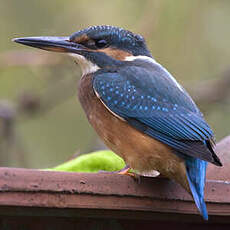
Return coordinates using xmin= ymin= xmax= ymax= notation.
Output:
xmin=99 ymin=165 xmax=140 ymax=182
xmin=118 ymin=165 xmax=141 ymax=182
xmin=116 ymin=164 xmax=131 ymax=174
xmin=98 ymin=165 xmax=130 ymax=174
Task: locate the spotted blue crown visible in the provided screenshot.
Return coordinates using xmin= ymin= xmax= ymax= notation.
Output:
xmin=70 ymin=25 xmax=152 ymax=57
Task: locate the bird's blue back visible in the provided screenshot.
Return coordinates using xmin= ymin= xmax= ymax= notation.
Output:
xmin=93 ymin=59 xmax=214 ymax=162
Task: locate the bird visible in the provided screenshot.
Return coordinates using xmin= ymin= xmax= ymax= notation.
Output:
xmin=13 ymin=25 xmax=222 ymax=220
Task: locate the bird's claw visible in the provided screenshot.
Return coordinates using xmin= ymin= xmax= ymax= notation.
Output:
xmin=98 ymin=165 xmax=141 ymax=183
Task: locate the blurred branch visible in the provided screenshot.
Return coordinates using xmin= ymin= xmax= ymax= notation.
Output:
xmin=0 ymin=100 xmax=27 ymax=166
xmin=17 ymin=76 xmax=77 ymax=118
xmin=0 ymin=100 xmax=16 ymax=140
xmin=189 ymin=69 xmax=230 ymax=107
xmin=0 ymin=50 xmax=62 ymax=67
xmin=0 ymin=50 xmax=78 ymax=117
xmin=0 ymin=50 xmax=77 ymax=166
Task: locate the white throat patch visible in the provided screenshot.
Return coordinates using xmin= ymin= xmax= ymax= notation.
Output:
xmin=69 ymin=53 xmax=100 ymax=75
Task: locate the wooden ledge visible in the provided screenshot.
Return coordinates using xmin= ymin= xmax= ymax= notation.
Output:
xmin=0 ymin=167 xmax=229 ymax=224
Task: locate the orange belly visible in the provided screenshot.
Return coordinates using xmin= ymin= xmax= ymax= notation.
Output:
xmin=78 ymin=73 xmax=190 ymax=192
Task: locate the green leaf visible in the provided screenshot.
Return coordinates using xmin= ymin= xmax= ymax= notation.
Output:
xmin=47 ymin=150 xmax=125 ymax=173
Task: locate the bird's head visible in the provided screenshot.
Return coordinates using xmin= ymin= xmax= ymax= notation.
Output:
xmin=13 ymin=25 xmax=152 ymax=75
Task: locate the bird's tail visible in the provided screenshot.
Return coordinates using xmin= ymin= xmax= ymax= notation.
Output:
xmin=185 ymin=158 xmax=208 ymax=220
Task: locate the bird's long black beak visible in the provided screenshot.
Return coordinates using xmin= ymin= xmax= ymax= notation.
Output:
xmin=13 ymin=36 xmax=83 ymax=53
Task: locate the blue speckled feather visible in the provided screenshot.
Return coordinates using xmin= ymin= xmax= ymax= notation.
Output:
xmin=93 ymin=59 xmax=215 ymax=163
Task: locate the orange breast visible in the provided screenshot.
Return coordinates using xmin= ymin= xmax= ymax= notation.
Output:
xmin=78 ymin=73 xmax=190 ymax=192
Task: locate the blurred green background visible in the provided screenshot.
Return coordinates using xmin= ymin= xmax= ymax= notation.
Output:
xmin=0 ymin=0 xmax=230 ymax=168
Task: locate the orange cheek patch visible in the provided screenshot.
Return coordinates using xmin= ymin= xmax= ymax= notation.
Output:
xmin=99 ymin=48 xmax=132 ymax=60
xmin=72 ymin=34 xmax=89 ymax=43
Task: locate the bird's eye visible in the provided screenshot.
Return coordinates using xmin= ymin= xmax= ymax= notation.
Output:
xmin=85 ymin=39 xmax=96 ymax=48
xmin=95 ymin=39 xmax=108 ymax=48
xmin=83 ymin=39 xmax=108 ymax=49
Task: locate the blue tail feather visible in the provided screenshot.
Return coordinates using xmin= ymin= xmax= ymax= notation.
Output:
xmin=185 ymin=157 xmax=208 ymax=220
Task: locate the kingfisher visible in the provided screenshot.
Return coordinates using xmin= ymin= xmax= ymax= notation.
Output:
xmin=13 ymin=25 xmax=222 ymax=220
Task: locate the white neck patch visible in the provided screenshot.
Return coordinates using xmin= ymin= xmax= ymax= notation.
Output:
xmin=125 ymin=55 xmax=157 ymax=64
xmin=125 ymin=55 xmax=184 ymax=92
xmin=69 ymin=53 xmax=100 ymax=75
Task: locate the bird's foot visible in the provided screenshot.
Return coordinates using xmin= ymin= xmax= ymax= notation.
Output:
xmin=99 ymin=165 xmax=140 ymax=182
